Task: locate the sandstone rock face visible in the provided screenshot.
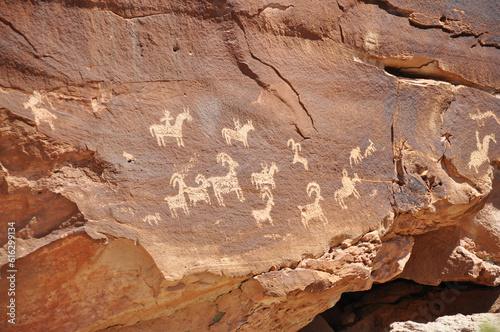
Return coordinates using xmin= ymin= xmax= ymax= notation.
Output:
xmin=390 ymin=313 xmax=500 ymax=332
xmin=0 ymin=0 xmax=499 ymax=331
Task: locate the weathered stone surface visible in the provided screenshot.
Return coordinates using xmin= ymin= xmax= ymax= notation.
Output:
xmin=390 ymin=313 xmax=500 ymax=332
xmin=0 ymin=0 xmax=499 ymax=330
xmin=323 ymin=279 xmax=500 ymax=331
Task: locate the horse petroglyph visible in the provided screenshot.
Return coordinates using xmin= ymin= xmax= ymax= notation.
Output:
xmin=297 ymin=182 xmax=327 ymax=228
xmin=184 ymin=174 xmax=211 ymax=206
xmin=334 ymin=169 xmax=362 ymax=209
xmin=469 ymin=109 xmax=500 ymax=126
xmin=23 ymin=91 xmax=57 ymax=131
xmin=222 ymin=118 xmax=254 ymax=148
xmin=287 ymin=138 xmax=308 ymax=170
xmin=207 ymin=152 xmax=245 ymax=206
xmin=252 ymin=187 xmax=275 ymax=228
xmin=164 ymin=172 xmax=190 ymax=218
xmin=468 ymin=131 xmax=496 ymax=173
xmin=143 ymin=213 xmax=162 ymax=226
xmin=150 ymin=107 xmax=192 ymax=147
xmin=251 ymin=161 xmax=279 ymax=189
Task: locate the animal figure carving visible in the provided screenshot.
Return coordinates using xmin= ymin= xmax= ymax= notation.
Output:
xmin=364 ymin=139 xmax=377 ymax=157
xmin=149 ymin=107 xmax=192 ymax=147
xmin=207 ymin=152 xmax=245 ymax=206
xmin=469 ymin=109 xmax=500 ymax=126
xmin=349 ymin=147 xmax=363 ymax=167
xmin=184 ymin=174 xmax=211 ymax=206
xmin=251 ymin=162 xmax=279 ymax=189
xmin=23 ymin=91 xmax=57 ymax=130
xmin=164 ymin=172 xmax=189 ymax=218
xmin=468 ymin=131 xmax=496 ymax=173
xmin=252 ymin=188 xmax=275 ymax=228
xmin=287 ymin=138 xmax=308 ymax=170
xmin=143 ymin=213 xmax=162 ymax=226
xmin=297 ymin=182 xmax=327 ymax=228
xmin=222 ymin=119 xmax=254 ymax=148
xmin=334 ymin=169 xmax=361 ymax=209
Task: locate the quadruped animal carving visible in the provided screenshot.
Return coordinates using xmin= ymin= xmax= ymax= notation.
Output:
xmin=164 ymin=172 xmax=190 ymax=218
xmin=468 ymin=131 xmax=496 ymax=173
xmin=251 ymin=161 xmax=279 ymax=189
xmin=297 ymin=182 xmax=327 ymax=228
xmin=150 ymin=107 xmax=192 ymax=147
xmin=207 ymin=152 xmax=245 ymax=206
xmin=222 ymin=119 xmax=255 ymax=148
xmin=23 ymin=91 xmax=57 ymax=131
xmin=184 ymin=174 xmax=212 ymax=206
xmin=252 ymin=187 xmax=275 ymax=228
xmin=143 ymin=213 xmax=162 ymax=226
xmin=334 ymin=169 xmax=361 ymax=209
xmin=287 ymin=138 xmax=308 ymax=170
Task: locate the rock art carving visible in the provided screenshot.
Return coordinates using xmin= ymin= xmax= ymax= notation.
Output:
xmin=469 ymin=109 xmax=500 ymax=126
xmin=349 ymin=147 xmax=363 ymax=167
xmin=149 ymin=107 xmax=192 ymax=147
xmin=164 ymin=172 xmax=190 ymax=218
xmin=468 ymin=131 xmax=497 ymax=173
xmin=364 ymin=139 xmax=377 ymax=157
xmin=252 ymin=187 xmax=275 ymax=228
xmin=23 ymin=91 xmax=57 ymax=130
xmin=251 ymin=161 xmax=279 ymax=189
xmin=207 ymin=152 xmax=245 ymax=206
xmin=350 ymin=139 xmax=377 ymax=167
xmin=184 ymin=174 xmax=211 ymax=206
xmin=297 ymin=182 xmax=327 ymax=228
xmin=222 ymin=118 xmax=254 ymax=148
xmin=334 ymin=169 xmax=362 ymax=209
xmin=143 ymin=213 xmax=162 ymax=226
xmin=287 ymin=138 xmax=308 ymax=170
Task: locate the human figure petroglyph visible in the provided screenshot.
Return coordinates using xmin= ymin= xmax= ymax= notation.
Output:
xmin=334 ymin=169 xmax=362 ymax=209
xmin=23 ymin=91 xmax=57 ymax=131
xmin=164 ymin=172 xmax=190 ymax=218
xmin=287 ymin=138 xmax=308 ymax=170
xmin=252 ymin=187 xmax=275 ymax=228
xmin=184 ymin=174 xmax=212 ymax=206
xmin=222 ymin=119 xmax=254 ymax=148
xmin=469 ymin=109 xmax=500 ymax=126
xmin=149 ymin=107 xmax=192 ymax=147
xmin=143 ymin=213 xmax=162 ymax=226
xmin=207 ymin=152 xmax=245 ymax=206
xmin=349 ymin=146 xmax=363 ymax=167
xmin=251 ymin=161 xmax=279 ymax=189
xmin=297 ymin=182 xmax=327 ymax=228
xmin=364 ymin=139 xmax=377 ymax=158
xmin=468 ymin=131 xmax=497 ymax=173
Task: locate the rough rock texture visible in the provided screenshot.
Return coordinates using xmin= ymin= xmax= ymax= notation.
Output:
xmin=323 ymin=279 xmax=500 ymax=331
xmin=0 ymin=0 xmax=499 ymax=331
xmin=390 ymin=313 xmax=500 ymax=332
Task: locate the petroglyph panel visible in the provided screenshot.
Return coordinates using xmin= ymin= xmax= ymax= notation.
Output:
xmin=287 ymin=138 xmax=308 ymax=170
xmin=222 ymin=119 xmax=255 ymax=148
xmin=149 ymin=107 xmax=192 ymax=147
xmin=297 ymin=182 xmax=327 ymax=228
xmin=334 ymin=169 xmax=361 ymax=209
xmin=164 ymin=172 xmax=190 ymax=218
xmin=252 ymin=188 xmax=275 ymax=228
xmin=251 ymin=161 xmax=279 ymax=189
xmin=207 ymin=152 xmax=245 ymax=206
xmin=468 ymin=131 xmax=497 ymax=173
xmin=143 ymin=213 xmax=162 ymax=226
xmin=23 ymin=91 xmax=57 ymax=130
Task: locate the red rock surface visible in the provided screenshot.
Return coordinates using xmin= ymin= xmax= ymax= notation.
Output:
xmin=0 ymin=0 xmax=499 ymax=330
